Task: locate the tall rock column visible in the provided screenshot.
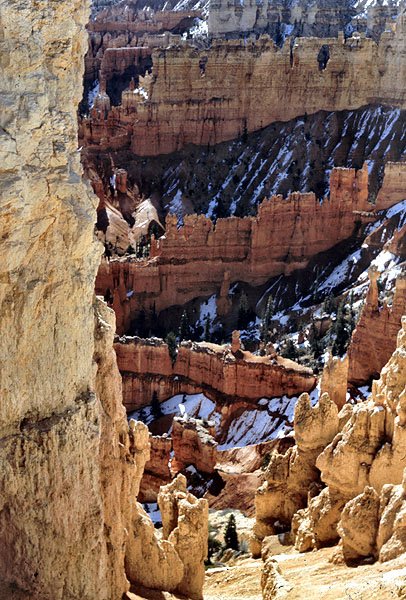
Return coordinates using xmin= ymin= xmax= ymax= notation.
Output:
xmin=0 ymin=1 xmax=131 ymax=598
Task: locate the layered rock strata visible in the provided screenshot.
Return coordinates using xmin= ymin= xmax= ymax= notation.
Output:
xmin=96 ymin=165 xmax=386 ymax=334
xmin=115 ymin=336 xmax=316 ymax=411
xmin=348 ymin=270 xmax=406 ymax=385
xmin=81 ymin=13 xmax=406 ymax=156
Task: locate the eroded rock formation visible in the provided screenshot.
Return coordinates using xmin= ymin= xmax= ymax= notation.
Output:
xmin=96 ymin=165 xmax=390 ymax=334
xmin=81 ymin=13 xmax=406 ymax=156
xmin=251 ymin=392 xmax=339 ymax=556
xmin=348 ymin=270 xmax=406 ymax=385
xmin=158 ymin=474 xmax=209 ymax=600
xmin=0 ymin=0 xmax=134 ymax=596
xmin=257 ymin=316 xmax=406 ymax=566
xmin=115 ymin=336 xmax=315 ymax=411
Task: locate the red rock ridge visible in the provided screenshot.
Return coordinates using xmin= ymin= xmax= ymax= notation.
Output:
xmin=80 ymin=17 xmax=406 ymax=156
xmin=96 ymin=165 xmax=385 ymax=334
xmin=114 ymin=337 xmax=315 ymax=412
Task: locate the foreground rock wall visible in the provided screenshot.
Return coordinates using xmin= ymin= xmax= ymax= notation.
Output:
xmin=0 ymin=1 xmax=138 ymax=598
xmin=96 ymin=165 xmax=381 ymax=333
xmin=115 ymin=337 xmax=316 ymax=411
xmin=81 ymin=12 xmax=406 ymax=156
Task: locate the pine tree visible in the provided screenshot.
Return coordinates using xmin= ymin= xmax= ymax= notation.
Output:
xmin=179 ymin=310 xmax=191 ymax=341
xmin=237 ymin=291 xmax=250 ymax=329
xmin=332 ymin=301 xmax=351 ymax=357
xmin=224 ymin=514 xmax=239 ymax=551
xmin=260 ymin=295 xmax=275 ymax=343
xmin=165 ymin=331 xmax=178 ymax=365
xmin=151 ymin=391 xmax=163 ymax=420
xmin=204 ymin=315 xmax=212 ymax=342
xmin=282 ymin=339 xmax=298 ymax=361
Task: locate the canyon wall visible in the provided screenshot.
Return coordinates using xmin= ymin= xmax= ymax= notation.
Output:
xmin=96 ymin=165 xmax=385 ymax=333
xmin=81 ymin=11 xmax=406 ymax=156
xmin=0 ymin=0 xmax=133 ymax=597
xmin=115 ymin=337 xmax=316 ymax=411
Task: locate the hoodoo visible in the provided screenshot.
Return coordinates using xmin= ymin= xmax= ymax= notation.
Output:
xmin=1 ymin=0 xmax=405 ymax=598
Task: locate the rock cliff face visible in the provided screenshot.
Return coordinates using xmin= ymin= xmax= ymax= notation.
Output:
xmin=96 ymin=165 xmax=385 ymax=334
xmin=81 ymin=12 xmax=406 ymax=156
xmin=115 ymin=336 xmax=315 ymax=411
xmin=348 ymin=270 xmax=406 ymax=385
xmin=0 ymin=2 xmax=208 ymax=598
xmin=208 ymin=0 xmax=356 ymax=38
xmin=0 ymin=0 xmax=121 ymax=596
xmin=255 ymin=317 xmax=406 ymax=566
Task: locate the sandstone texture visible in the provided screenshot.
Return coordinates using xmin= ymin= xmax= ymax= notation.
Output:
xmin=0 ymin=0 xmax=132 ymax=597
xmin=139 ymin=433 xmax=172 ymax=502
xmin=96 ymin=165 xmax=387 ymax=334
xmin=115 ymin=336 xmax=315 ymax=411
xmin=254 ymin=317 xmax=406 ymax=567
xmin=348 ymin=269 xmax=406 ymax=385
xmin=81 ymin=13 xmax=406 ymax=156
xmin=158 ymin=475 xmax=209 ymax=600
xmin=251 ymin=392 xmax=339 ymax=556
xmin=171 ymin=416 xmax=218 ymax=474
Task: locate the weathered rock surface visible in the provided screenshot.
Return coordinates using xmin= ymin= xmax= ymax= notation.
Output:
xmin=348 ymin=270 xmax=406 ymax=385
xmin=0 ymin=0 xmax=138 ymax=596
xmin=96 ymin=165 xmax=387 ymax=334
xmin=251 ymin=392 xmax=339 ymax=556
xmin=81 ymin=13 xmax=406 ymax=156
xmin=139 ymin=434 xmax=172 ymax=502
xmin=171 ymin=417 xmax=218 ymax=474
xmin=158 ymin=475 xmax=209 ymax=600
xmin=115 ymin=336 xmax=315 ymax=411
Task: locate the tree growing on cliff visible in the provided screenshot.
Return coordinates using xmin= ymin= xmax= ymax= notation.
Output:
xmin=331 ymin=299 xmax=356 ymax=357
xmin=165 ymin=331 xmax=178 ymax=365
xmin=260 ymin=295 xmax=275 ymax=343
xmin=204 ymin=315 xmax=212 ymax=342
xmin=238 ymin=291 xmax=251 ymax=329
xmin=224 ymin=514 xmax=239 ymax=551
xmin=151 ymin=391 xmax=163 ymax=420
xmin=282 ymin=338 xmax=299 ymax=361
xmin=179 ymin=310 xmax=192 ymax=341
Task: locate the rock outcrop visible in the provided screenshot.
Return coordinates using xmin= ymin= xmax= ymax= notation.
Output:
xmin=115 ymin=336 xmax=316 ymax=411
xmin=283 ymin=317 xmax=406 ymax=558
xmin=96 ymin=165 xmax=388 ymax=334
xmin=81 ymin=13 xmax=406 ymax=156
xmin=251 ymin=392 xmax=339 ymax=556
xmin=0 ymin=0 xmax=137 ymax=596
xmin=158 ymin=475 xmax=209 ymax=600
xmin=139 ymin=434 xmax=172 ymax=502
xmin=348 ymin=271 xmax=406 ymax=385
xmin=171 ymin=417 xmax=218 ymax=474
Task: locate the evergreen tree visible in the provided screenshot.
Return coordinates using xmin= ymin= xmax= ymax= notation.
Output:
xmin=237 ymin=291 xmax=250 ymax=329
xmin=309 ymin=321 xmax=322 ymax=358
xmin=282 ymin=339 xmax=298 ymax=361
xmin=204 ymin=315 xmax=212 ymax=342
xmin=332 ymin=301 xmax=351 ymax=357
xmin=151 ymin=391 xmax=163 ymax=420
xmin=179 ymin=310 xmax=192 ymax=341
xmin=260 ymin=295 xmax=275 ymax=343
xmin=165 ymin=331 xmax=178 ymax=365
xmin=224 ymin=514 xmax=239 ymax=551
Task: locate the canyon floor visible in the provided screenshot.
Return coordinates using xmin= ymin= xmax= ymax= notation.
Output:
xmin=204 ymin=544 xmax=406 ymax=600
